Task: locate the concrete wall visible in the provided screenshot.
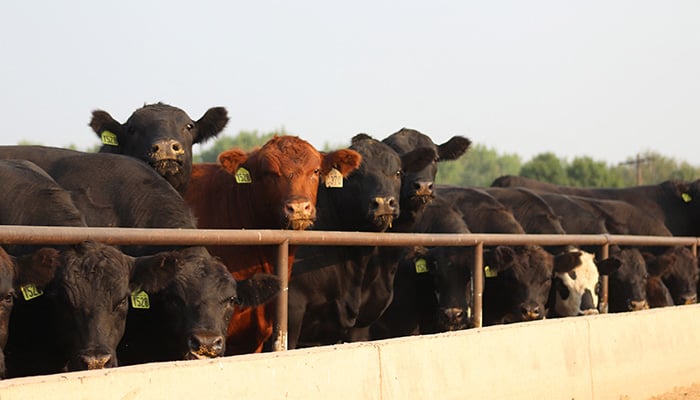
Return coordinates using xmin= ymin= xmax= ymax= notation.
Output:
xmin=1 ymin=305 xmax=699 ymax=400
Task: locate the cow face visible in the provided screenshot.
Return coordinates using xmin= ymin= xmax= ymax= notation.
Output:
xmin=217 ymin=136 xmax=362 ymax=230
xmin=382 ymin=128 xmax=471 ymax=213
xmin=484 ymin=245 xmax=554 ymax=323
xmin=329 ymin=134 xmax=434 ymax=232
xmin=424 ymin=246 xmax=473 ymax=331
xmin=550 ymin=251 xmax=602 ymax=317
xmin=131 ymin=248 xmax=280 ymax=361
xmin=644 ymin=247 xmax=698 ymax=305
xmin=90 ymin=103 xmax=229 ymax=194
xmin=602 ymin=248 xmax=649 ymax=312
xmin=0 ymin=248 xmax=15 ymax=379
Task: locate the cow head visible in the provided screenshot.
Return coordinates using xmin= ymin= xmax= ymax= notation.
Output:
xmin=601 ymin=248 xmax=649 ymax=312
xmin=643 ymin=247 xmax=698 ymax=305
xmin=422 ymin=246 xmax=474 ymax=331
xmin=217 ymin=136 xmax=362 ymax=230
xmin=90 ymin=103 xmax=229 ymax=194
xmin=382 ymin=128 xmax=471 ymax=215
xmin=128 ymin=247 xmax=280 ymax=361
xmin=483 ymin=245 xmax=554 ymax=323
xmin=549 ymin=250 xmax=606 ymax=317
xmin=0 ymin=247 xmax=15 ymax=379
xmin=326 ymin=134 xmax=434 ymax=232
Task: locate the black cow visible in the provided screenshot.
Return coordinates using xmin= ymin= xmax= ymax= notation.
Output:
xmin=381 ymin=128 xmax=471 ymax=229
xmin=90 ymin=102 xmax=229 ymax=194
xmin=0 ymin=149 xmax=279 ymax=365
xmin=288 ymin=134 xmax=435 ymax=349
xmin=643 ymin=247 xmax=698 ymax=306
xmin=491 ymin=175 xmax=700 ymax=237
xmin=436 ymin=187 xmax=581 ymax=324
xmin=371 ymin=196 xmax=474 ymax=340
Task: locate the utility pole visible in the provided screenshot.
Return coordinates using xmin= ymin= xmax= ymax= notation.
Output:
xmin=619 ymin=153 xmax=653 ymax=185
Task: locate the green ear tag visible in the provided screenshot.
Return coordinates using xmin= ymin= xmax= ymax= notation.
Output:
xmin=235 ymin=167 xmax=252 ymax=184
xmin=682 ymin=193 xmax=692 ymax=203
xmin=130 ymin=289 xmax=150 ymax=309
xmin=101 ymin=130 xmax=119 ymax=146
xmin=20 ymin=284 xmax=43 ymax=301
xmin=484 ymin=265 xmax=498 ymax=278
xmin=415 ymin=258 xmax=428 ymax=274
xmin=324 ymin=168 xmax=344 ymax=188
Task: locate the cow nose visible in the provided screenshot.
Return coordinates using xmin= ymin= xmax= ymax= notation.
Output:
xmin=413 ymin=181 xmax=434 ymax=197
xmin=372 ymin=196 xmax=398 ymax=215
xmin=520 ymin=304 xmax=542 ymax=320
xmin=188 ymin=332 xmax=225 ymax=356
xmin=80 ymin=353 xmax=112 ymax=370
xmin=440 ymin=308 xmax=466 ymax=326
xmin=629 ymin=299 xmax=649 ymax=311
xmin=682 ymin=294 xmax=697 ymax=305
xmin=285 ymin=200 xmax=314 ymax=219
xmin=151 ymin=139 xmax=185 ymax=158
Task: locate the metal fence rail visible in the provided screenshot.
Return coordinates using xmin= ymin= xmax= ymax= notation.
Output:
xmin=0 ymin=225 xmax=697 ymax=350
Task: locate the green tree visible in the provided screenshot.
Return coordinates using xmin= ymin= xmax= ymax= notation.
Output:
xmin=195 ymin=129 xmax=285 ymax=162
xmin=436 ymin=143 xmax=521 ymax=186
xmin=519 ymin=152 xmax=569 ymax=185
xmin=566 ymin=156 xmax=623 ymax=187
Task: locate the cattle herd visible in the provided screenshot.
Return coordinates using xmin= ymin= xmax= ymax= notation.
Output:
xmin=0 ymin=102 xmax=698 ymax=380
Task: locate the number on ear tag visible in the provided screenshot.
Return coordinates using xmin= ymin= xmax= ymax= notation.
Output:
xmin=20 ymin=284 xmax=43 ymax=301
xmin=130 ymin=289 xmax=150 ymax=309
xmin=325 ymin=168 xmax=343 ymax=188
xmin=415 ymin=258 xmax=428 ymax=274
xmin=484 ymin=265 xmax=498 ymax=278
xmin=101 ymin=130 xmax=119 ymax=146
xmin=235 ymin=167 xmax=252 ymax=184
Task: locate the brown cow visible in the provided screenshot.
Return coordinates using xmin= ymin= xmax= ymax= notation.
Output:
xmin=184 ymin=135 xmax=362 ymax=354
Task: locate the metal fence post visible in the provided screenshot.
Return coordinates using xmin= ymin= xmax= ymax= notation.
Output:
xmin=273 ymin=239 xmax=289 ymax=351
xmin=472 ymin=242 xmax=484 ymax=328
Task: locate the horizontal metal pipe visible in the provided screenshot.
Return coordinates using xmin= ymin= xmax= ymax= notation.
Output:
xmin=0 ymin=225 xmax=696 ymax=248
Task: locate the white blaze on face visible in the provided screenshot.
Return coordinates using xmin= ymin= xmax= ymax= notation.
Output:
xmin=553 ymin=250 xmax=600 ymax=317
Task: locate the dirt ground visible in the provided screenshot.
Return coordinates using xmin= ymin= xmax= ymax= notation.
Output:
xmin=648 ymin=383 xmax=700 ymax=399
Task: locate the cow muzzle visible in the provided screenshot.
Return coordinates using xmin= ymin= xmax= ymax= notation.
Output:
xmin=370 ymin=196 xmax=398 ymax=230
xmin=628 ymin=299 xmax=649 ymax=311
xmin=148 ymin=139 xmax=185 ymax=175
xmin=284 ymin=199 xmax=316 ymax=230
xmin=186 ymin=331 xmax=225 ymax=360
xmin=76 ymin=352 xmax=114 ymax=370
xmin=520 ymin=303 xmax=544 ymax=321
xmin=438 ymin=307 xmax=470 ymax=331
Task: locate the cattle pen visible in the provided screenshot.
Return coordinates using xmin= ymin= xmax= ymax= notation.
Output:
xmin=0 ymin=225 xmax=699 ymax=399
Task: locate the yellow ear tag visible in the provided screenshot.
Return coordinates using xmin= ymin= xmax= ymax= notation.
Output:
xmin=234 ymin=167 xmax=252 ymax=184
xmin=415 ymin=258 xmax=428 ymax=274
xmin=20 ymin=284 xmax=43 ymax=301
xmin=682 ymin=193 xmax=692 ymax=203
xmin=130 ymin=289 xmax=150 ymax=309
xmin=484 ymin=265 xmax=498 ymax=278
xmin=101 ymin=130 xmax=119 ymax=146
xmin=324 ymin=168 xmax=343 ymax=188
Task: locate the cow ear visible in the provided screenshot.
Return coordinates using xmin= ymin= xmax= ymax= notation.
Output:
xmin=235 ymin=273 xmax=281 ymax=308
xmin=194 ymin=107 xmax=229 ymax=144
xmin=483 ymin=246 xmax=515 ymax=273
xmin=437 ymin=136 xmax=471 ymax=161
xmin=130 ymin=252 xmax=180 ymax=293
xmin=596 ymin=256 xmax=622 ymax=275
xmin=321 ymin=149 xmax=362 ymax=178
xmin=401 ymin=147 xmax=437 ymax=173
xmin=217 ymin=149 xmax=249 ymax=175
xmin=405 ymin=246 xmax=429 ymax=260
xmin=553 ymin=251 xmax=582 ymax=273
xmin=89 ymin=110 xmax=126 ymax=147
xmin=14 ymin=247 xmax=61 ymax=289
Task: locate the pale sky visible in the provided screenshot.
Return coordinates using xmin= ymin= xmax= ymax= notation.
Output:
xmin=1 ymin=1 xmax=698 ymax=165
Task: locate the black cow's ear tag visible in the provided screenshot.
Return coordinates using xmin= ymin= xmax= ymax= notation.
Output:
xmin=484 ymin=265 xmax=498 ymax=278
xmin=415 ymin=258 xmax=428 ymax=274
xmin=324 ymin=168 xmax=343 ymax=188
xmin=130 ymin=289 xmax=150 ymax=309
xmin=235 ymin=167 xmax=252 ymax=184
xmin=20 ymin=284 xmax=43 ymax=301
xmin=682 ymin=193 xmax=692 ymax=203
xmin=101 ymin=130 xmax=119 ymax=146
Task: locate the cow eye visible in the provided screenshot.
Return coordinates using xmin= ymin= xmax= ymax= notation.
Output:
xmin=186 ymin=123 xmax=194 ymax=130
xmin=225 ymin=296 xmax=241 ymax=306
xmin=313 ymin=168 xmax=320 ymax=175
xmin=1 ymin=292 xmax=13 ymax=305
xmin=114 ymin=297 xmax=128 ymax=312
